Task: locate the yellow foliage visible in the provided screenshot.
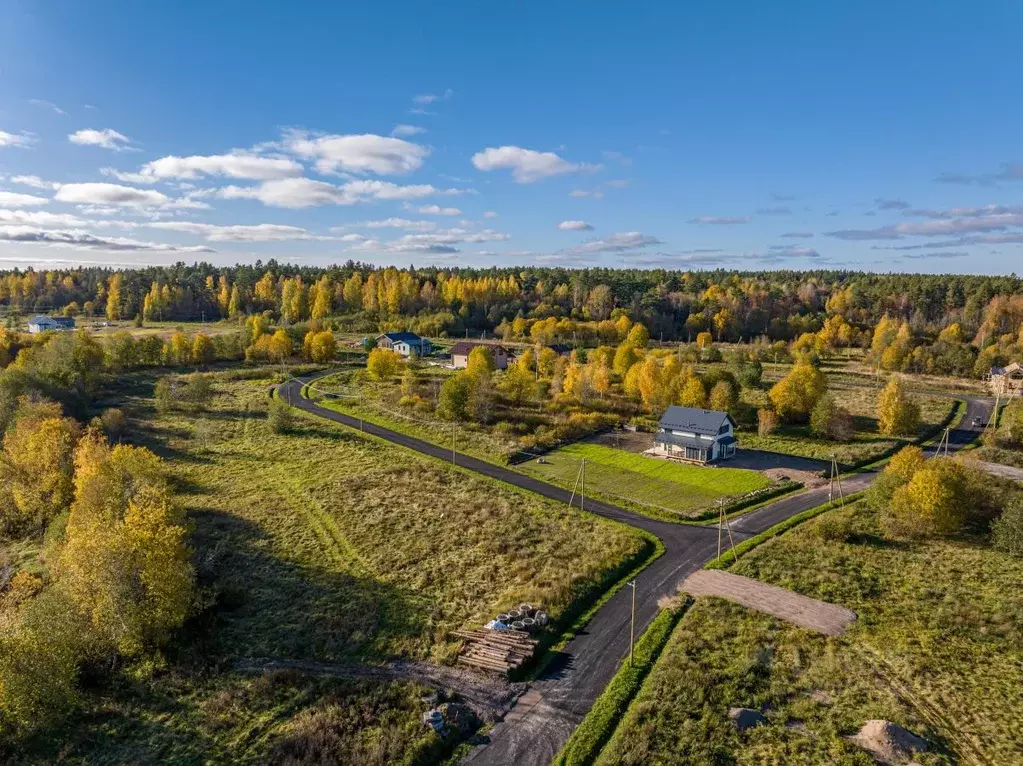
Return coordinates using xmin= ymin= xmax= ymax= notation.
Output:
xmin=768 ymin=362 xmax=826 ymax=420
xmin=366 ymin=347 xmax=402 ymax=380
xmin=877 ymin=376 xmax=920 ymax=436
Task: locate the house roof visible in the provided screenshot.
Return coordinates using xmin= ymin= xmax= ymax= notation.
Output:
xmin=657 ymin=406 xmax=733 ymax=435
xmin=379 ymin=331 xmax=426 ymax=344
xmin=449 ymin=341 xmax=509 ymax=356
xmin=29 ymin=315 xmax=74 ymax=326
xmin=547 ymin=343 xmax=572 ymax=354
xmin=992 ymin=362 xmax=1022 ymax=375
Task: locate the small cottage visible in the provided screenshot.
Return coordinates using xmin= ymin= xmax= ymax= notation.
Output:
xmin=449 ymin=342 xmax=511 ymax=370
xmin=376 ymin=331 xmax=433 ymax=357
xmin=991 ymin=362 xmax=1023 ymax=397
xmin=652 ymin=406 xmax=737 ymax=463
xmin=27 ymin=316 xmax=76 ymax=333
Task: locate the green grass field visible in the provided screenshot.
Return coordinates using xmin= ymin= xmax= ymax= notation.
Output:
xmin=598 ymin=500 xmax=1023 ymax=765
xmin=11 ymin=366 xmax=645 ymax=763
xmin=519 ymin=442 xmax=771 ymax=519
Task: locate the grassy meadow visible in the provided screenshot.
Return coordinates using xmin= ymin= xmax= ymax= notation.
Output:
xmin=11 ymin=366 xmax=646 ymax=763
xmin=598 ymin=500 xmax=1023 ymax=765
xmin=738 ymin=385 xmax=955 ymax=464
xmin=519 ymin=442 xmax=771 ymax=519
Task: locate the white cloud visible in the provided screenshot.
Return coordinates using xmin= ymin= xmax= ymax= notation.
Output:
xmin=827 ymin=212 xmax=1023 ymax=240
xmin=285 ymin=131 xmax=429 ymax=175
xmin=687 ymin=216 xmax=751 ymax=224
xmin=569 ymin=189 xmax=604 ymax=199
xmin=769 ymin=245 xmax=820 ymax=258
xmin=220 ymin=178 xmax=464 ymax=208
xmin=391 ymin=124 xmax=426 ymax=137
xmin=0 ymin=210 xmax=89 ymax=228
xmin=417 ymin=204 xmax=462 ymax=215
xmin=411 ymin=89 xmax=453 ymax=105
xmin=472 ymin=146 xmax=598 ymax=183
xmin=0 ymin=192 xmax=49 ymax=207
xmin=109 ymin=152 xmax=302 ymax=183
xmin=10 ymin=175 xmax=54 ymax=189
xmin=0 ymin=131 xmax=34 ymax=148
xmin=29 ymin=99 xmax=65 ymax=115
xmin=558 ymin=220 xmax=593 ymax=231
xmin=348 ymin=218 xmax=438 ymax=232
xmin=483 ymin=210 xmax=498 ymax=219
xmin=562 ymin=231 xmax=661 ymax=255
xmin=146 ymin=221 xmax=336 ymax=242
xmin=347 ymin=227 xmax=509 ymax=255
xmin=0 ymin=226 xmax=215 ymax=253
xmin=68 ymin=128 xmax=135 ymax=151
xmin=54 ymin=182 xmax=207 ymax=210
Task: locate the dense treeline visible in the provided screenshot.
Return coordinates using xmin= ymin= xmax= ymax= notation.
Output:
xmin=3 ymin=262 xmax=1022 ymax=342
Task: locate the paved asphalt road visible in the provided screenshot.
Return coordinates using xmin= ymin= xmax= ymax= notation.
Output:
xmin=278 ymin=373 xmax=991 ymax=766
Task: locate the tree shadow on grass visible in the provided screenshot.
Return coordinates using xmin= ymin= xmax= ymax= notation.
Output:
xmin=182 ymin=510 xmax=435 ymax=668
xmin=847 ymin=532 xmax=911 ymax=551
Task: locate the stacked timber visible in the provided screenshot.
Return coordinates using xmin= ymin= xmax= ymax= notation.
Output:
xmin=453 ymin=629 xmax=539 ymax=674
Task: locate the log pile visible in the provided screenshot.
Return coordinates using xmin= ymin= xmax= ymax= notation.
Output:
xmin=453 ymin=629 xmax=539 ymax=674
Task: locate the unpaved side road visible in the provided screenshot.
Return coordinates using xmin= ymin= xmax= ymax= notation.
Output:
xmin=278 ymin=374 xmax=991 ymax=766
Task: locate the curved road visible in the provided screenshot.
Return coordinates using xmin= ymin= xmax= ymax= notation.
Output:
xmin=278 ymin=374 xmax=991 ymax=766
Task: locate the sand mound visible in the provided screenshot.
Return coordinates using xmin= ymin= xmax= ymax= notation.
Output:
xmin=850 ymin=719 xmax=929 ymax=764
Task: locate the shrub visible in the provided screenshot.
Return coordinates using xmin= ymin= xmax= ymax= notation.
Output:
xmin=884 ymin=458 xmax=970 ymax=538
xmin=993 ymin=497 xmax=1023 ymax=557
xmin=757 ymin=407 xmax=779 ymax=436
xmin=814 ymin=512 xmax=853 ymax=542
xmin=267 ymin=397 xmax=294 ymax=434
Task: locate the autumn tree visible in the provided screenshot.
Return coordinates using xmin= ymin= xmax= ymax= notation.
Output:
xmin=885 ymin=458 xmax=971 ymax=538
xmin=303 ymin=330 xmax=336 ymax=363
xmin=105 ymin=274 xmax=122 ymax=321
xmin=757 ymin=408 xmax=780 ymax=436
xmin=867 ymin=445 xmax=926 ymax=512
xmin=437 ymin=372 xmax=470 ymax=420
xmin=810 ymin=393 xmax=852 ymax=441
xmin=709 ymin=380 xmax=737 ymax=413
xmin=768 ymin=362 xmax=827 ymax=422
xmin=679 ymin=373 xmax=708 ymax=409
xmin=59 ymin=434 xmax=194 ymax=658
xmin=366 ymin=348 xmax=402 ymax=380
xmin=877 ymin=376 xmax=920 ymax=436
xmin=192 ymin=332 xmax=215 ymax=366
xmin=466 ymin=346 xmax=496 ymax=377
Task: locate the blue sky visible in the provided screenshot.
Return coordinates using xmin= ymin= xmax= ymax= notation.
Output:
xmin=1 ymin=1 xmax=1022 ymax=274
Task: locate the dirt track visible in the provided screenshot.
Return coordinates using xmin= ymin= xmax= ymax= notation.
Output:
xmin=278 ymin=373 xmax=991 ymax=766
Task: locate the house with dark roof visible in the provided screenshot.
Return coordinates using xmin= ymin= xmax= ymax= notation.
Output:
xmin=376 ymin=331 xmax=433 ymax=357
xmin=991 ymin=362 xmax=1023 ymax=397
xmin=651 ymin=405 xmax=737 ymax=463
xmin=27 ymin=315 xmax=76 ymax=334
xmin=449 ymin=341 xmax=511 ymax=370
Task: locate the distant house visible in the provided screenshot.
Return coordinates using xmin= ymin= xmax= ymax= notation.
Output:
xmin=27 ymin=315 xmax=76 ymax=334
xmin=547 ymin=344 xmax=572 ymax=357
xmin=991 ymin=362 xmax=1023 ymax=397
xmin=652 ymin=406 xmax=737 ymax=463
xmin=449 ymin=341 xmax=512 ymax=370
xmin=376 ymin=331 xmax=433 ymax=357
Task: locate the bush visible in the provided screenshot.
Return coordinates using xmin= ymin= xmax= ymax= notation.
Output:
xmin=883 ymin=458 xmax=970 ymax=538
xmin=267 ymin=397 xmax=294 ymax=434
xmin=757 ymin=407 xmax=779 ymax=437
xmin=993 ymin=498 xmax=1023 ymax=557
xmin=814 ymin=512 xmax=853 ymax=542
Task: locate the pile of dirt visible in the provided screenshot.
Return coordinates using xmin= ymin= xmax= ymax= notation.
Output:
xmin=849 ymin=719 xmax=929 ymax=764
xmin=762 ymin=467 xmax=826 ymax=487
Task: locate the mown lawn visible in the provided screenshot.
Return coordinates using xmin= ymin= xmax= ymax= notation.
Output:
xmin=598 ymin=501 xmax=1023 ymax=765
xmin=519 ymin=442 xmax=770 ymax=519
xmin=738 ymin=386 xmax=955 ymax=464
xmin=13 ymin=366 xmax=645 ymax=763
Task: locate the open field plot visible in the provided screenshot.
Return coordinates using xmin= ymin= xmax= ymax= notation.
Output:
xmin=519 ymin=442 xmax=770 ymax=519
xmin=15 ymin=367 xmax=646 ymax=763
xmin=738 ymin=385 xmax=955 ymax=464
xmin=599 ymin=501 xmax=1023 ymax=765
xmin=120 ymin=368 xmax=645 ymax=661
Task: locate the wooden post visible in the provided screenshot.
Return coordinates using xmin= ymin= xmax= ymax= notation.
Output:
xmin=629 ymin=580 xmax=636 ymax=667
xmin=580 ymin=459 xmax=585 ymax=512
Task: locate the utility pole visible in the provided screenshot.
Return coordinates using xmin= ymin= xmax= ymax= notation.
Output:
xmin=451 ymin=424 xmax=456 ymax=465
xmin=628 ymin=580 xmax=637 ymax=667
xmin=580 ymin=458 xmax=585 ymax=512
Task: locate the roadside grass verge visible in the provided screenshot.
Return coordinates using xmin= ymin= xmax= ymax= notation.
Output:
xmin=519 ymin=442 xmax=770 ymax=521
xmin=595 ymin=499 xmax=1023 ymax=765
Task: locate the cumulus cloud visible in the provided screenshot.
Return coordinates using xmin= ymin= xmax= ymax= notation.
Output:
xmin=769 ymin=245 xmax=820 ymax=258
xmin=347 ymin=218 xmax=438 ymax=231
xmin=558 ymin=220 xmax=593 ymax=231
xmin=0 ymin=226 xmax=215 ymax=253
xmin=54 ymin=182 xmax=208 ymax=210
xmin=687 ymin=215 xmax=751 ymax=225
xmin=417 ymin=204 xmax=461 ymax=215
xmin=145 ymin=222 xmax=337 ymax=242
xmin=219 ymin=178 xmax=463 ymax=208
xmin=10 ymin=175 xmax=54 ymax=189
xmin=286 ymin=131 xmax=429 ymax=175
xmin=391 ymin=124 xmax=426 ymax=137
xmin=0 ymin=131 xmax=34 ymax=148
xmin=108 ymin=152 xmax=302 ymax=182
xmin=68 ymin=128 xmax=135 ymax=151
xmin=904 ymin=204 xmax=1023 ymax=219
xmin=562 ymin=231 xmax=661 ymax=256
xmin=347 ymin=226 xmax=508 ymax=255
xmin=0 ymin=210 xmax=90 ymax=228
xmin=0 ymin=192 xmax=49 ymax=207
xmin=827 ymin=212 xmax=1023 ymax=240
xmin=873 ymin=233 xmax=1023 ymax=250
xmin=472 ymin=146 xmax=598 ymax=183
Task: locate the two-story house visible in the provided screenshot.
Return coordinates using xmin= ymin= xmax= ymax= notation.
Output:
xmin=652 ymin=405 xmax=737 ymax=463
